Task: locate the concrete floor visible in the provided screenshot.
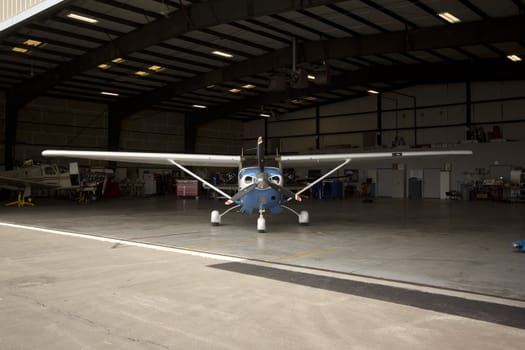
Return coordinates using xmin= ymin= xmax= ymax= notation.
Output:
xmin=1 ymin=196 xmax=525 ymax=349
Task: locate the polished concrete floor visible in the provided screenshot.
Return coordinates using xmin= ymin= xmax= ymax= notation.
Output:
xmin=1 ymin=196 xmax=525 ymax=349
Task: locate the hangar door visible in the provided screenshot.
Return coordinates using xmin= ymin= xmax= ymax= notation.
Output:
xmin=377 ymin=168 xmax=404 ymax=198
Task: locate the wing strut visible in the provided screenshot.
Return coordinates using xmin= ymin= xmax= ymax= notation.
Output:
xmin=293 ymin=159 xmax=351 ymax=201
xmin=168 ymin=159 xmax=232 ymax=200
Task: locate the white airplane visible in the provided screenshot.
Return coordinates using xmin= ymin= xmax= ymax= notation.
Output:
xmin=42 ymin=137 xmax=472 ymax=232
xmin=0 ymin=161 xmax=80 ymax=207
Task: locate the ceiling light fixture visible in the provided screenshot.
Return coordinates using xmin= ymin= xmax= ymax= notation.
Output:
xmin=242 ymin=84 xmax=256 ymax=89
xmin=304 ymin=96 xmax=317 ymax=101
xmin=112 ymin=57 xmax=125 ymax=63
xmin=67 ymin=13 xmax=98 ymax=23
xmin=97 ymin=63 xmax=111 ymax=69
xmin=367 ymin=89 xmax=380 ymax=94
xmin=438 ymin=12 xmax=461 ymax=23
xmin=12 ymin=47 xmax=30 ymax=54
xmin=192 ymin=104 xmax=207 ymax=109
xmin=23 ymin=39 xmax=43 ymax=47
xmin=135 ymin=70 xmax=150 ymax=77
xmin=507 ymin=54 xmax=522 ymax=62
xmin=228 ymin=88 xmax=241 ymax=93
xmin=260 ymin=113 xmax=271 ymax=117
xmin=307 ymin=74 xmax=316 ymax=80
xmin=212 ymin=50 xmax=233 ymax=58
xmin=148 ymin=65 xmax=164 ymax=72
xmin=101 ymin=91 xmax=119 ymax=96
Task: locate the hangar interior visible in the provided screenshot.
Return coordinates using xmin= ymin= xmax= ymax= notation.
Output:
xmin=1 ymin=1 xmax=525 ymax=349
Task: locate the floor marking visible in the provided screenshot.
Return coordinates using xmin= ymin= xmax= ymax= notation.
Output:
xmin=191 ymin=239 xmax=254 ymax=249
xmin=272 ymin=247 xmax=337 ymax=261
xmin=0 ymin=222 xmax=244 ymax=262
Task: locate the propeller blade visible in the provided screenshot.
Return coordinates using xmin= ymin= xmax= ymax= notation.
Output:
xmin=267 ymin=182 xmax=300 ymax=201
xmin=257 ymin=136 xmax=264 ymax=173
xmin=225 ymin=183 xmax=257 ymax=205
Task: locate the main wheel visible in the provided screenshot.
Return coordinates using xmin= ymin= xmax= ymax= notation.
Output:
xmin=257 ymin=216 xmax=266 ymax=233
xmin=211 ymin=210 xmax=221 ymax=226
xmin=299 ymin=210 xmax=309 ymax=225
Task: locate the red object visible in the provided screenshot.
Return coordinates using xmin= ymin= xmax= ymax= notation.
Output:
xmin=176 ymin=180 xmax=198 ymax=197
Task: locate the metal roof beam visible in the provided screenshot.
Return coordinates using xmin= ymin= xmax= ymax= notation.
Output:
xmin=189 ymin=58 xmax=525 ymax=124
xmin=10 ymin=0 xmax=347 ymax=107
xmin=109 ymin=15 xmax=525 ymax=119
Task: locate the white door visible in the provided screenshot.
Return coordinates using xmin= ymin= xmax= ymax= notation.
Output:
xmin=423 ymin=169 xmax=440 ymax=198
xmin=377 ymin=169 xmax=404 ymax=198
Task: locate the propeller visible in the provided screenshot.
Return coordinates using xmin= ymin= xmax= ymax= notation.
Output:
xmin=225 ymin=136 xmax=300 ymax=205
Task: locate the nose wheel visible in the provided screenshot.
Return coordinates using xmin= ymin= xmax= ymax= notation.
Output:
xmin=257 ymin=208 xmax=266 ymax=233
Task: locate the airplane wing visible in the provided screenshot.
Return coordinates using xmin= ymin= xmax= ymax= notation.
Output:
xmin=0 ymin=175 xmax=65 ymax=189
xmin=42 ymin=150 xmax=241 ymax=167
xmin=279 ymin=150 xmax=473 ymax=166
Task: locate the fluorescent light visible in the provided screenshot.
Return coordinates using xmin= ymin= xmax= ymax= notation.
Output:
xmin=259 ymin=113 xmax=271 ymax=117
xmin=438 ymin=12 xmax=460 ymax=23
xmin=101 ymin=91 xmax=119 ymax=96
xmin=112 ymin=57 xmax=125 ymax=63
xmin=206 ymin=85 xmax=216 ymax=88
xmin=135 ymin=70 xmax=150 ymax=77
xmin=67 ymin=13 xmax=98 ymax=23
xmin=212 ymin=50 xmax=233 ymax=58
xmin=307 ymin=74 xmax=316 ymax=80
xmin=367 ymin=89 xmax=380 ymax=94
xmin=12 ymin=47 xmax=30 ymax=54
xmin=304 ymin=96 xmax=317 ymax=101
xmin=228 ymin=88 xmax=241 ymax=93
xmin=507 ymin=54 xmax=522 ymax=62
xmin=242 ymin=84 xmax=256 ymax=89
xmin=192 ymin=104 xmax=207 ymax=109
xmin=97 ymin=63 xmax=111 ymax=69
xmin=23 ymin=39 xmax=43 ymax=47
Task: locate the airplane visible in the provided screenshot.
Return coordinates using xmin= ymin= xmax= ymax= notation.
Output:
xmin=42 ymin=137 xmax=472 ymax=232
xmin=0 ymin=160 xmax=80 ymax=207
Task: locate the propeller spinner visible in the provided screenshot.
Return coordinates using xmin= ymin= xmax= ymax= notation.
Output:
xmin=225 ymin=136 xmax=299 ymax=205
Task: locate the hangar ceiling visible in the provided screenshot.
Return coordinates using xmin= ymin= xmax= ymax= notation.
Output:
xmin=1 ymin=0 xmax=525 ymax=124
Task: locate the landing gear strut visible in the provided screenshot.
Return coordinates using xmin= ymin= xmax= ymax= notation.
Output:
xmin=283 ymin=205 xmax=309 ymax=225
xmin=210 ymin=205 xmax=240 ymax=226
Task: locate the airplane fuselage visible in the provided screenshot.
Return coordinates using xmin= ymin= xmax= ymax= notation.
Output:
xmin=237 ymin=167 xmax=284 ymax=214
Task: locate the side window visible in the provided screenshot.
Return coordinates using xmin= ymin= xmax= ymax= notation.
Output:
xmin=44 ymin=166 xmax=56 ymax=175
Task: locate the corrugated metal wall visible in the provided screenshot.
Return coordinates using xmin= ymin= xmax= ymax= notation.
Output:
xmin=1 ymin=0 xmax=45 ymax=22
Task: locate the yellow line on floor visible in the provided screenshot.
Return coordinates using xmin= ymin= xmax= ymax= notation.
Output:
xmin=191 ymin=240 xmax=254 ymax=249
xmin=272 ymin=247 xmax=337 ymax=261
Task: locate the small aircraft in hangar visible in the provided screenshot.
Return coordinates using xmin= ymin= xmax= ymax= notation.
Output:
xmin=0 ymin=161 xmax=80 ymax=207
xmin=43 ymin=137 xmax=472 ymax=232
